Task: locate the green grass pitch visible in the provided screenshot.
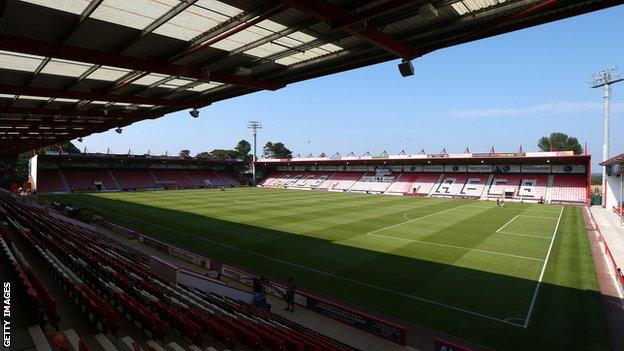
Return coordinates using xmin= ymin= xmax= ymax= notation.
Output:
xmin=46 ymin=188 xmax=611 ymax=350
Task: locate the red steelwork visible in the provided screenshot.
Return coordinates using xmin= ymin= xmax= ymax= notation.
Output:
xmin=0 ymin=34 xmax=284 ymax=91
xmin=280 ymin=0 xmax=415 ymax=59
xmin=330 ymin=0 xmax=426 ymax=31
xmin=171 ymin=5 xmax=288 ymax=61
xmin=0 ymin=84 xmax=199 ymax=108
xmin=0 ymin=105 xmax=161 ymax=119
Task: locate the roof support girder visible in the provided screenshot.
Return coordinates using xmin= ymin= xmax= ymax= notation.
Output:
xmin=0 ymin=106 xmax=161 ymax=119
xmin=329 ymin=0 xmax=426 ymax=31
xmin=0 ymin=84 xmax=199 ymax=108
xmin=0 ymin=34 xmax=284 ymax=91
xmin=279 ymin=0 xmax=416 ymax=59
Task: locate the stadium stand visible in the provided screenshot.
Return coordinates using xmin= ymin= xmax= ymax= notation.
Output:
xmin=0 ymin=194 xmax=355 ymax=351
xmin=256 ymin=151 xmax=590 ymax=203
xmin=408 ymin=173 xmax=441 ymax=195
xmin=37 ymin=170 xmax=67 ymax=193
xmin=551 ymin=175 xmax=588 ymax=203
xmin=318 ymin=172 xmax=364 ymax=191
xmin=350 ymin=173 xmax=396 ymax=193
xmin=112 ymin=170 xmax=156 ymax=190
xmin=486 ymin=174 xmax=548 ymax=201
xmin=151 ymin=170 xmax=196 ymax=189
xmin=294 ymin=172 xmax=336 ymax=189
xmin=431 ymin=173 xmax=487 ymax=198
xmin=215 ymin=171 xmax=239 ymax=187
xmin=385 ymin=173 xmax=422 ymax=194
xmin=30 ymin=153 xmax=241 ymax=193
xmin=63 ymin=170 xmax=119 ymax=192
xmin=260 ymin=169 xmax=586 ymax=204
xmin=186 ymin=170 xmax=227 ymax=187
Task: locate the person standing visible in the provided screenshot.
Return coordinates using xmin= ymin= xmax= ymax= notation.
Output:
xmin=284 ymin=277 xmax=296 ymax=313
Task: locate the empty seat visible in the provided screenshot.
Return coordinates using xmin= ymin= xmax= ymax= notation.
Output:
xmin=37 ymin=170 xmax=66 ymax=192
xmin=551 ymin=175 xmax=586 ymax=203
xmin=94 ymin=334 xmax=119 ymax=351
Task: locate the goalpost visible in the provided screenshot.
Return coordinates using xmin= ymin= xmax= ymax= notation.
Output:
xmin=155 ymin=180 xmax=178 ymax=190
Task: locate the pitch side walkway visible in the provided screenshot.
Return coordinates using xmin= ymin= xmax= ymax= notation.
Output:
xmin=587 ymin=206 xmax=624 ymax=351
xmin=591 ymin=206 xmax=624 ymax=279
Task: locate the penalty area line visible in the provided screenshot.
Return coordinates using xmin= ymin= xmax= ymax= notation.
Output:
xmin=523 ymin=206 xmax=564 ymax=328
xmin=367 ymin=203 xmax=473 ymax=235
xmin=367 ymin=233 xmax=545 ymax=262
xmin=105 ymin=209 xmax=525 ymax=328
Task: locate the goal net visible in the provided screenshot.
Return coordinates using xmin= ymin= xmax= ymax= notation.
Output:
xmin=155 ymin=180 xmax=178 ymax=190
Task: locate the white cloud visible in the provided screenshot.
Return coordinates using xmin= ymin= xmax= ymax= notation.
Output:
xmin=448 ymin=102 xmax=624 ymax=118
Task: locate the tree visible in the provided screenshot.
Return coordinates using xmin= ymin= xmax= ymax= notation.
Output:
xmin=209 ymin=149 xmax=239 ymax=159
xmin=15 ymin=141 xmax=81 ymax=184
xmin=262 ymin=142 xmax=274 ymax=158
xmin=234 ymin=139 xmax=252 ymax=163
xmin=196 ymin=151 xmax=213 ymax=159
xmin=179 ymin=149 xmax=191 ymax=158
xmin=262 ymin=141 xmax=292 ymax=159
xmin=538 ymin=132 xmax=583 ymax=155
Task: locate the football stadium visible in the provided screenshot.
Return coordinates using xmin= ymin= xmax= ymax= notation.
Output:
xmin=1 ymin=1 xmax=624 ymax=351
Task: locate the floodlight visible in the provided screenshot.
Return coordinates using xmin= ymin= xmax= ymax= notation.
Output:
xmin=77 ymin=137 xmax=83 ymax=142
xmin=115 ymin=127 xmax=123 ymax=134
xmin=189 ymin=108 xmax=199 ymax=118
xmin=398 ymin=59 xmax=414 ymax=77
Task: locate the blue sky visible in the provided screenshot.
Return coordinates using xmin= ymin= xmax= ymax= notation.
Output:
xmin=77 ymin=6 xmax=624 ymax=169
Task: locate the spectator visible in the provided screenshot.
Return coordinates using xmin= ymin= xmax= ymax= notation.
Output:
xmin=284 ymin=277 xmax=296 ymax=313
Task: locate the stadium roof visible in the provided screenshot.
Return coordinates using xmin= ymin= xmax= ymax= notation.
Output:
xmin=600 ymin=152 xmax=624 ymax=166
xmin=0 ymin=0 xmax=622 ymax=154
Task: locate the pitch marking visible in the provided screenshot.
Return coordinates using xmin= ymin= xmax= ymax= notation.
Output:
xmin=366 ymin=233 xmax=544 ymax=261
xmin=518 ymin=215 xmax=559 ymax=220
xmin=367 ymin=203 xmax=473 ymax=235
xmin=523 ymin=206 xmax=564 ymax=328
xmin=496 ymin=231 xmax=551 ymax=240
xmin=496 ymin=214 xmax=520 ymax=233
xmin=105 ymin=209 xmax=526 ymax=328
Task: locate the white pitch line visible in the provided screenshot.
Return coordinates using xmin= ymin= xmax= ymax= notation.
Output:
xmin=367 ymin=233 xmax=545 ymax=261
xmin=103 ymin=208 xmax=524 ymax=327
xmin=523 ymin=206 xmax=565 ymax=328
xmin=496 ymin=214 xmax=520 ymax=233
xmin=367 ymin=203 xmax=473 ymax=235
xmin=496 ymin=231 xmax=552 ymax=240
xmin=518 ymin=215 xmax=559 ymax=220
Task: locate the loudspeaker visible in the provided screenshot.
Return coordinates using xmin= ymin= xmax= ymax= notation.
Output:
xmin=398 ymin=60 xmax=414 ymax=77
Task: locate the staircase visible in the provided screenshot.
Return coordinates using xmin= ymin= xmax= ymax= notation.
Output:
xmin=480 ymin=174 xmax=494 ymax=200
xmin=184 ymin=170 xmax=199 ymax=188
xmin=107 ymin=169 xmax=122 ymax=190
xmin=545 ymin=174 xmax=555 ymax=203
xmin=428 ymin=173 xmax=445 ymax=196
xmin=57 ymin=170 xmax=71 ymax=193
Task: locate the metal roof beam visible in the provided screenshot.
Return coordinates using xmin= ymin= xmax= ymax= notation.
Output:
xmin=0 ymin=34 xmax=283 ymax=91
xmin=0 ymin=106 xmax=161 ymax=119
xmin=280 ymin=0 xmax=415 ymax=59
xmin=0 ymin=84 xmax=199 ymax=108
xmin=329 ymin=0 xmax=427 ymax=31
xmin=187 ymin=3 xmax=284 ymax=48
xmin=116 ymin=0 xmax=200 ymax=53
xmin=171 ymin=5 xmax=288 ymax=61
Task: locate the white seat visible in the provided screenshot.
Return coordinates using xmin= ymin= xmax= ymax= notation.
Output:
xmin=146 ymin=340 xmax=167 ymax=351
xmin=119 ymin=336 xmax=142 ymax=351
xmin=28 ymin=325 xmax=53 ymax=351
xmin=63 ymin=329 xmax=80 ymax=351
xmin=187 ymin=346 xmax=202 ymax=351
xmin=95 ymin=334 xmax=119 ymax=351
xmin=166 ymin=341 xmax=186 ymax=351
